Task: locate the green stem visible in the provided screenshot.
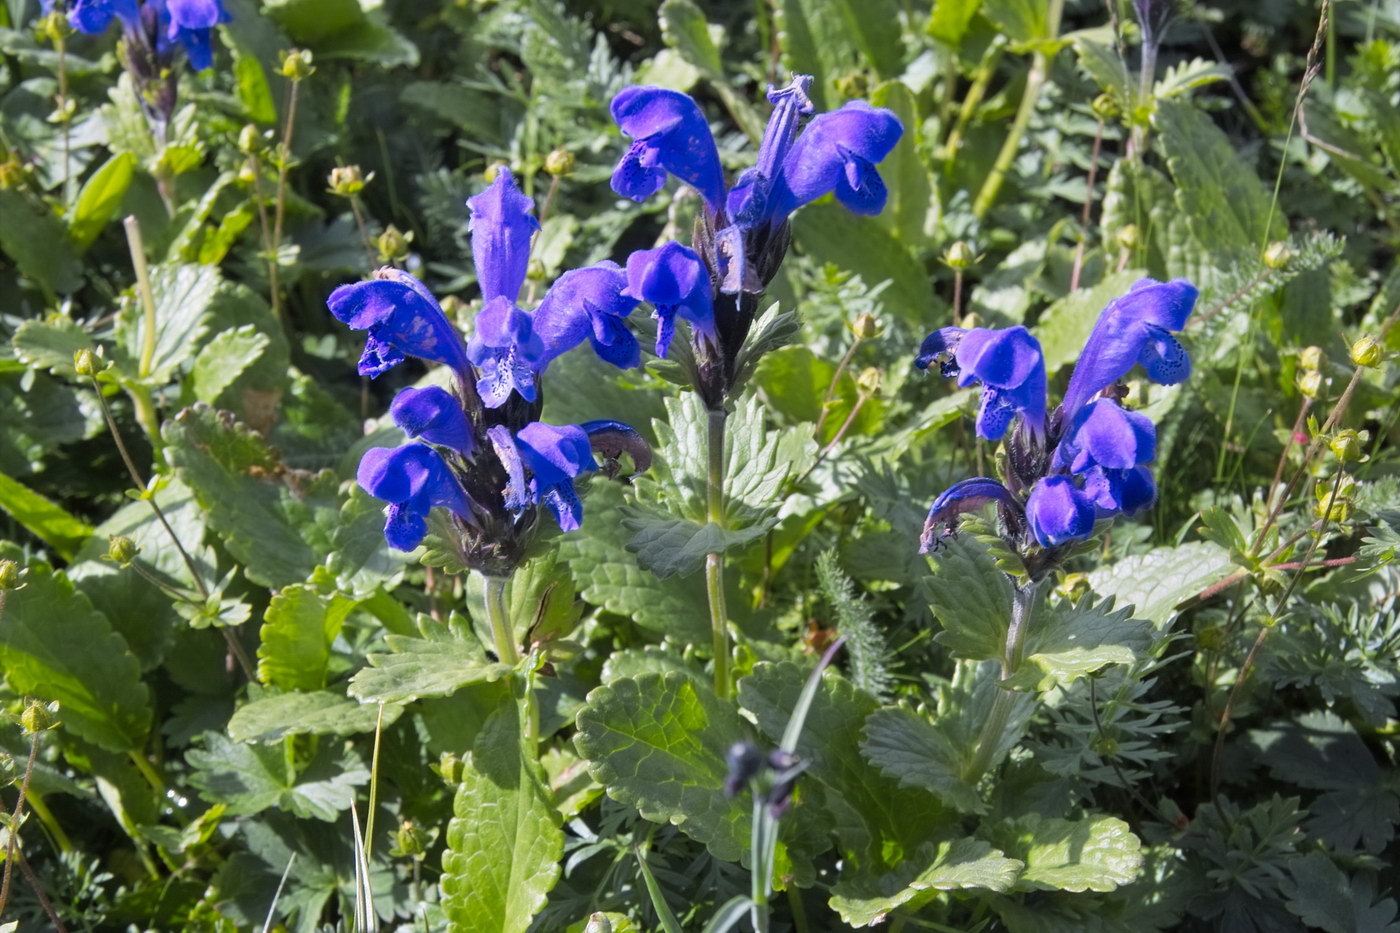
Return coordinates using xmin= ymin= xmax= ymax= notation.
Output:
xmin=972 ymin=0 xmax=1064 ymax=218
xmin=123 ymin=216 xmax=158 ymax=381
xmin=706 ymin=408 xmax=731 ymax=698
xmin=963 ymin=580 xmax=1041 ymax=781
xmin=483 ymin=575 xmax=519 ymax=666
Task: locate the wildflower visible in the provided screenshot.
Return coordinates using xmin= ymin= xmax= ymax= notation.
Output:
xmin=532 ymin=262 xmax=641 ymax=369
xmin=328 ymin=267 xmax=472 ymax=380
xmin=622 ymin=242 xmax=716 ymax=359
xmin=64 ymin=0 xmax=230 ymax=71
xmin=915 ymin=325 xmax=1047 ymax=441
xmin=357 ymin=443 xmax=472 ymax=552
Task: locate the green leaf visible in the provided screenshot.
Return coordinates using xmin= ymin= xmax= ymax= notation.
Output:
xmin=1073 ymin=38 xmax=1132 ymax=109
xmin=257 ymin=584 xmax=357 ymax=692
xmin=232 ymin=47 xmax=277 ymax=123
xmin=792 ymin=202 xmax=935 ymax=323
xmin=1002 ymin=596 xmax=1153 ymax=693
xmin=0 ymin=189 xmax=82 ymax=294
xmin=1086 ymin=541 xmax=1233 ymax=629
xmin=928 ymin=0 xmax=983 ymax=47
xmin=870 ymin=81 xmax=935 ymax=250
xmin=659 ymin=0 xmax=764 ymax=139
xmin=11 ymin=317 xmax=96 ymax=377
xmin=829 ymin=838 xmax=1022 ymax=926
xmin=442 ymin=701 xmax=563 ymax=933
xmin=730 ymin=303 xmax=801 ymax=397
xmin=621 ymin=510 xmax=771 ymax=579
xmin=186 ymin=732 xmax=367 ymax=821
xmin=348 ymin=619 xmax=513 ymax=705
xmin=981 ymin=0 xmax=1048 ymax=44
xmin=1034 ymin=270 xmax=1144 ymax=377
xmin=69 ymin=152 xmax=136 ymax=251
xmin=925 ymin=535 xmax=1013 ymax=661
xmin=860 ymin=706 xmax=983 ymax=813
xmin=116 ymin=264 xmax=220 ymax=383
xmin=190 ymin=325 xmax=271 ymax=405
xmin=575 ymin=672 xmax=751 ymax=862
xmin=0 ymin=562 xmax=151 ymax=751
xmin=776 ymin=0 xmax=901 ymax=109
xmin=756 ymin=346 xmax=882 ymax=443
xmin=227 ymin=690 xmax=403 ymax=743
xmin=0 ymin=470 xmax=93 ymax=559
xmin=990 ymin=814 xmax=1142 ymax=892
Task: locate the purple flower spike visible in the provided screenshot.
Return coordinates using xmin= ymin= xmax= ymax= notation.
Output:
xmin=358 ymin=444 xmax=470 ymax=551
xmin=532 ymin=261 xmax=641 ymax=369
xmin=917 ymin=325 xmax=1047 ymax=441
xmin=389 ymin=386 xmax=474 ymax=456
xmin=1054 ymin=398 xmax=1155 ymax=474
xmin=920 ymin=477 xmax=1016 ymax=554
xmin=467 ymin=168 xmax=539 ymax=305
xmin=487 ymin=425 xmax=529 ymax=513
xmin=328 ymin=268 xmax=472 ymax=380
xmin=622 ymin=242 xmax=716 ymax=358
xmin=1059 ymin=278 xmax=1199 ymax=422
xmin=515 ymin=422 xmax=598 ymax=532
xmin=609 ymin=87 xmax=726 ymax=212
xmin=770 ymin=101 xmax=903 ymax=219
xmin=726 ymin=75 xmax=816 ymax=230
xmin=160 ymin=0 xmax=229 ymax=70
xmin=68 ymin=0 xmax=140 ymax=35
xmin=466 ymin=297 xmax=547 ymax=408
xmin=1025 ymin=475 xmax=1097 ymax=547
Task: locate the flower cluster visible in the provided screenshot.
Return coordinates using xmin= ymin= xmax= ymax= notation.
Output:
xmin=916 ymin=278 xmax=1199 ymax=557
xmin=609 ymin=76 xmax=902 ymax=402
xmin=58 ymin=0 xmax=229 ymax=71
xmin=329 ymin=169 xmax=650 ymax=572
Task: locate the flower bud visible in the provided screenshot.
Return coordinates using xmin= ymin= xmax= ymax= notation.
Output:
xmin=0 ymin=158 xmax=25 ymax=190
xmin=0 ymin=560 xmax=20 ymax=590
xmin=1329 ymin=429 xmax=1365 ymax=463
xmin=1296 ymin=368 xmax=1323 ymax=399
xmin=1262 ymin=241 xmax=1293 ymax=270
xmin=394 ymin=820 xmax=428 ymax=858
xmin=584 ymin=915 xmax=614 ymax=933
xmin=375 ymin=225 xmax=412 ymax=264
xmin=1195 ymin=626 xmax=1226 ymax=651
xmin=941 ymin=241 xmax=976 ymax=270
xmin=544 ymin=148 xmax=575 ymax=176
xmin=74 ymin=348 xmax=99 ymax=377
xmin=1350 ymin=335 xmax=1383 ymax=369
xmin=237 ymin=124 xmax=265 ymax=155
xmin=278 ymin=49 xmax=315 ymax=81
xmin=527 ymin=257 xmax=546 ymax=281
xmin=1115 ymin=224 xmax=1141 ymax=252
xmin=852 ymin=312 xmax=880 ymax=340
xmin=1313 ymin=473 xmax=1355 ymax=522
xmin=856 ymin=367 xmax=882 ymax=396
xmin=38 ymin=10 xmax=74 ymax=41
xmin=834 ymin=71 xmax=869 ymax=100
xmin=1057 ymin=572 xmax=1091 ymax=601
xmin=1298 ymin=345 xmax=1324 ymax=372
xmin=328 ymin=164 xmax=371 ymax=197
xmin=484 ymin=162 xmax=508 ymax=184
xmin=1090 ymin=93 xmax=1119 ymax=121
xmin=21 ymin=702 xmax=55 ymax=734
xmin=437 ymin=751 xmax=463 ymax=786
xmin=108 ymin=535 xmax=140 ymax=567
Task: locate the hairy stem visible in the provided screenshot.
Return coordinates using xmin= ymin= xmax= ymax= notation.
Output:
xmin=706 ymin=407 xmax=731 ymax=698
xmin=124 ymin=216 xmax=159 ymax=381
xmin=483 ymin=575 xmax=520 ymax=666
xmin=269 ymin=77 xmax=303 ymax=319
xmin=964 ymin=580 xmax=1041 ymax=781
xmin=0 ymin=728 xmax=41 ymax=917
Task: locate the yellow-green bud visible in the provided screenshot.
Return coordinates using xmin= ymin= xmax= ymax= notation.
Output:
xmin=484 ymin=162 xmax=508 ymax=184
xmin=1297 ymin=368 xmax=1324 ymax=399
xmin=1314 ymin=473 xmax=1355 ymax=522
xmin=437 ymin=751 xmax=463 ymax=786
xmin=21 ymin=702 xmax=54 ymax=734
xmin=38 ymin=10 xmax=74 ymax=41
xmin=375 ymin=226 xmax=412 ymax=264
xmin=1195 ymin=626 xmax=1226 ymax=651
xmin=1329 ymin=429 xmax=1364 ymax=463
xmin=1350 ymin=335 xmax=1383 ymax=369
xmin=237 ymin=124 xmax=265 ymax=155
xmin=1115 ymin=224 xmax=1141 ymax=252
xmin=834 ymin=72 xmax=869 ymax=100
xmin=544 ymin=148 xmax=575 ymax=176
xmin=395 ymin=820 xmax=428 ymax=858
xmin=852 ymin=312 xmax=880 ymax=340
xmin=74 ymin=348 xmax=99 ymax=377
xmin=1057 ymin=572 xmax=1091 ymax=601
xmin=527 ymin=258 xmax=546 ymax=281
xmin=1090 ymin=733 xmax=1119 ymax=756
xmin=584 ymin=914 xmax=614 ymax=933
xmin=0 ymin=560 xmax=20 ymax=590
xmin=0 ymin=158 xmax=25 ymax=190
xmin=328 ymin=164 xmax=371 ymax=197
xmin=1262 ymin=241 xmax=1293 ymax=270
xmin=1090 ymin=93 xmax=1119 ymax=121
xmin=108 ymin=535 xmax=140 ymax=567
xmin=278 ymin=49 xmax=315 ymax=81
xmin=942 ymin=241 xmax=976 ymax=270
xmin=1298 ymin=345 xmax=1324 ymax=371
xmin=857 ymin=367 xmax=882 ymax=396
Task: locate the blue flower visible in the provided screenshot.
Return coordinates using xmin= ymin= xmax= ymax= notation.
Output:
xmin=1059 ymin=277 xmax=1198 ymax=422
xmin=466 ymin=297 xmax=547 ymax=408
xmin=623 ymin=242 xmax=716 ymax=358
xmin=328 ymin=268 xmax=473 ymax=380
xmin=389 ymin=386 xmax=474 ymax=456
xmin=610 ymin=86 xmax=726 ymax=212
xmin=158 ymin=0 xmax=229 ymax=70
xmin=916 ymin=325 xmax=1047 ymax=441
xmin=66 ymin=0 xmax=140 ymax=35
xmin=919 ymin=477 xmax=1016 ymax=554
xmin=514 ymin=422 xmax=599 ymax=533
xmin=581 ymin=419 xmax=652 ymax=477
xmin=767 ymin=100 xmax=903 ymax=220
xmin=467 ymin=167 xmax=538 ymax=305
xmin=532 ymin=261 xmax=641 ymax=369
xmin=357 ymin=444 xmax=471 ymax=552
xmin=1025 ymin=475 xmax=1097 ymax=547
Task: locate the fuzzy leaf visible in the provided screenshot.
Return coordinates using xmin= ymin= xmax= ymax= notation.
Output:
xmin=829 ymin=838 xmax=1023 ymax=926
xmin=11 ymin=317 xmax=96 ymax=377
xmin=348 ymin=626 xmax=512 ymax=705
xmin=227 ymin=691 xmax=403 ymax=743
xmin=116 ymin=263 xmax=220 ymax=383
xmin=186 ymin=732 xmax=367 ymax=821
xmin=860 ymin=706 xmax=983 ymax=813
xmin=621 ymin=510 xmax=771 ymax=579
xmin=1003 ymin=596 xmax=1153 ymax=693
xmin=1086 ymin=541 xmax=1233 ymax=629
xmin=190 ymin=325 xmax=271 ymax=405
xmin=925 ymin=535 xmax=1013 ymax=661
xmin=257 ymin=585 xmax=357 ymax=692
xmin=991 ymin=814 xmax=1142 ymax=892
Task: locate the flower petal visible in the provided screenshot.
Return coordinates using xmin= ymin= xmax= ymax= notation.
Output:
xmin=609 ymin=86 xmax=726 ymax=211
xmin=770 ymin=101 xmax=902 ymax=219
xmin=467 ymin=167 xmax=539 ymax=305
xmin=1025 ymin=475 xmax=1097 ymax=547
xmin=389 ymin=386 xmax=473 ymax=456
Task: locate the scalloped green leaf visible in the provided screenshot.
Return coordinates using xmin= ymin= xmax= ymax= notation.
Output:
xmin=186 ymin=732 xmax=367 ymax=821
xmin=1002 ymin=596 xmax=1152 ymax=693
xmin=925 ymin=535 xmax=1013 ymax=661
xmin=116 ymin=263 xmax=220 ymax=383
xmin=227 ymin=690 xmax=403 ymax=743
xmin=989 ymin=813 xmax=1143 ymax=892
xmin=348 ymin=625 xmax=512 ymax=705
xmin=829 ymin=838 xmax=1023 ymax=926
xmin=860 ymin=706 xmax=983 ymax=813
xmin=257 ymin=584 xmax=357 ymax=691
xmin=1085 ymin=540 xmax=1233 ymax=629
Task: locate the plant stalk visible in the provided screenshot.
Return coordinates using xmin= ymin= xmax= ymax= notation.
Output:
xmin=706 ymin=407 xmax=731 ymax=698
xmin=963 ymin=580 xmax=1041 ymax=781
xmin=483 ymin=575 xmax=520 ymax=666
xmin=124 ymin=216 xmax=159 ymax=381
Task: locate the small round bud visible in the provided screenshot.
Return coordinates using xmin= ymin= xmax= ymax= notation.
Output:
xmin=237 ymin=124 xmax=264 ymax=155
xmin=394 ymin=820 xmax=428 ymax=858
xmin=1329 ymin=429 xmax=1365 ymax=463
xmin=0 ymin=158 xmax=26 ymax=190
xmin=74 ymin=348 xmax=99 ymax=377
xmin=1115 ymin=224 xmax=1141 ymax=252
xmin=38 ymin=10 xmax=74 ymax=41
xmin=278 ymin=49 xmax=315 ymax=81
xmin=21 ymin=702 xmax=54 ymax=734
xmin=1296 ymin=368 xmax=1324 ymax=399
xmin=1057 ymin=572 xmax=1091 ymax=601
xmin=437 ymin=751 xmax=463 ymax=786
xmin=484 ymin=162 xmax=508 ymax=184
xmin=942 ymin=241 xmax=976 ymax=270
xmin=856 ymin=367 xmax=882 ymax=396
xmin=1090 ymin=93 xmax=1119 ymax=121
xmin=1262 ymin=241 xmax=1293 ymax=270
xmin=0 ymin=560 xmax=20 ymax=590
xmin=1313 ymin=473 xmax=1355 ymax=522
xmin=852 ymin=312 xmax=880 ymax=340
xmin=328 ymin=164 xmax=371 ymax=197
xmin=527 ymin=257 xmax=546 ymax=281
xmin=1090 ymin=733 xmax=1119 ymax=756
xmin=108 ymin=535 xmax=140 ymax=567
xmin=1298 ymin=345 xmax=1324 ymax=372
xmin=1195 ymin=626 xmax=1226 ymax=651
xmin=375 ymin=226 xmax=412 ymax=264
xmin=834 ymin=71 xmax=869 ymax=100
xmin=584 ymin=913 xmax=614 ymax=933
xmin=544 ymin=148 xmax=575 ymax=176
xmin=1350 ymin=335 xmax=1383 ymax=369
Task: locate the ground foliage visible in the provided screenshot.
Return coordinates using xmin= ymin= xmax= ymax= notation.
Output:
xmin=0 ymin=0 xmax=1398 ymax=930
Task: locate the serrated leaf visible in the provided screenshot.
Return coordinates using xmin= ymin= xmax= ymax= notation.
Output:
xmin=227 ymin=691 xmax=403 ymax=743
xmin=69 ymin=152 xmax=136 ymax=251
xmin=190 ymin=325 xmax=271 ymax=405
xmin=1003 ymin=596 xmax=1152 ymax=693
xmin=575 ymin=672 xmax=751 ymax=862
xmin=186 ymin=732 xmax=367 ymax=821
xmin=860 ymin=706 xmax=983 ymax=813
xmin=0 ymin=470 xmax=93 ymax=559
xmin=1154 ymin=57 xmax=1230 ymax=99
xmin=925 ymin=535 xmax=1013 ymax=661
xmin=1073 ymin=38 xmax=1132 ymax=108
xmin=442 ymin=700 xmax=562 ymax=933
xmin=0 ymin=562 xmax=151 ymax=751
xmin=348 ymin=626 xmax=512 ymax=704
xmin=1086 ymin=540 xmax=1233 ymax=629
xmin=1281 ymin=852 xmax=1400 ymax=933
xmin=0 ymin=189 xmax=82 ymax=294
xmin=257 ymin=585 xmax=357 ymax=692
xmin=991 ymin=814 xmax=1142 ymax=892
xmin=11 ymin=317 xmax=96 ymax=377
xmin=117 ymin=263 xmax=221 ymax=383
xmin=621 ymin=509 xmax=771 ymax=578
xmin=829 ymin=838 xmax=1022 ymax=925
xmin=731 ymin=303 xmax=800 ymax=396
